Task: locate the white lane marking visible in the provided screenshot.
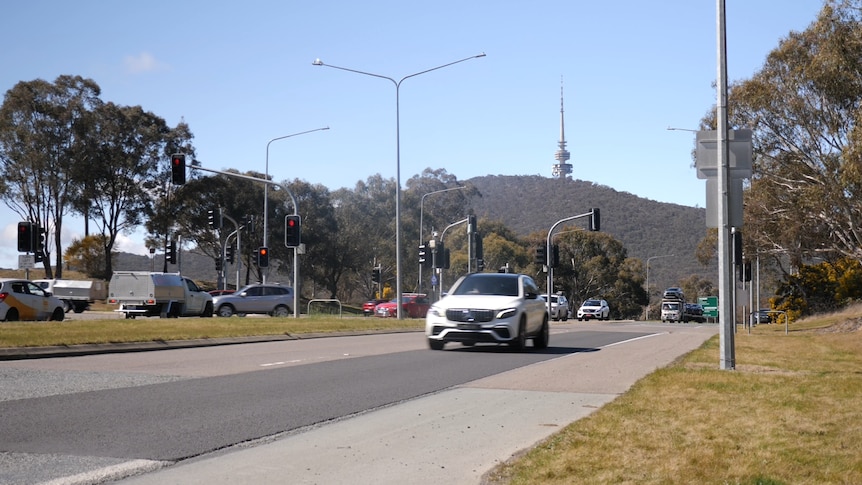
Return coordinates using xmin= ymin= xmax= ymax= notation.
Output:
xmin=600 ymin=332 xmax=668 ymax=348
xmin=259 ymin=360 xmax=302 ymax=367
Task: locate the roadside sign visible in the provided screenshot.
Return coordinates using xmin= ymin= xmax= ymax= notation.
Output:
xmin=18 ymin=254 xmax=35 ymax=269
xmin=699 ymin=296 xmax=718 ymax=318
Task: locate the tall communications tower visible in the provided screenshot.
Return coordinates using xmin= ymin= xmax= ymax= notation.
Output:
xmin=552 ymin=78 xmax=573 ymax=179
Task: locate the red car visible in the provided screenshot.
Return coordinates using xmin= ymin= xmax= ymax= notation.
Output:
xmin=362 ymin=299 xmax=388 ymax=316
xmin=374 ymin=293 xmax=431 ymax=318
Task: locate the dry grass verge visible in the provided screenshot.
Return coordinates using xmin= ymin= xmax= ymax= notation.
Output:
xmin=484 ymin=306 xmax=862 ymax=485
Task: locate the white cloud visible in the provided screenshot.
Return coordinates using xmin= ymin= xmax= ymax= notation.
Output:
xmin=123 ymin=52 xmax=168 ymax=74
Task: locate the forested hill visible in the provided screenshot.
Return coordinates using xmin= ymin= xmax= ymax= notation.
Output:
xmin=467 ymin=175 xmax=715 ymax=290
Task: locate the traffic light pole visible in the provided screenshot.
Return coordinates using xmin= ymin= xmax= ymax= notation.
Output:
xmin=545 ymin=210 xmax=598 ymax=318
xmin=437 ymin=217 xmax=468 ymax=300
xmin=188 ymin=162 xmax=301 ymax=318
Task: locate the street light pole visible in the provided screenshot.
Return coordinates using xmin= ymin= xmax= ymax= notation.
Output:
xmin=645 ymin=254 xmax=674 ymax=320
xmin=263 ymin=127 xmax=329 ymax=283
xmin=419 ymin=186 xmax=467 ymax=292
xmin=313 ymin=53 xmax=485 ymax=318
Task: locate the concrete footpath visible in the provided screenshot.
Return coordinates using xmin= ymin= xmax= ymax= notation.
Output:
xmin=112 ymin=324 xmax=717 ymax=485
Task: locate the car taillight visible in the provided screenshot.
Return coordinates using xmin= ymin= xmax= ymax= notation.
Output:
xmin=0 ymin=292 xmax=8 ymax=301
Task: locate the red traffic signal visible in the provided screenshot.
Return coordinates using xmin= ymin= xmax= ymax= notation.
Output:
xmin=17 ymin=222 xmax=33 ymax=252
xmin=171 ymin=154 xmax=186 ymax=185
xmin=285 ymin=215 xmax=301 ymax=247
xmin=258 ymin=246 xmax=269 ymax=267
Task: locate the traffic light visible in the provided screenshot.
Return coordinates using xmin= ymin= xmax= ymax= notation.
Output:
xmin=245 ymin=215 xmax=255 ymax=232
xmin=166 ymin=240 xmax=177 ymax=264
xmin=207 ymin=208 xmax=222 ymax=229
xmin=171 ymin=154 xmax=186 ymax=185
xmin=741 ymin=260 xmax=752 ymax=282
xmin=534 ymin=245 xmax=547 ymax=265
xmin=419 ymin=244 xmax=431 ymax=269
xmin=17 ymin=222 xmax=33 ymax=252
xmin=372 ymin=267 xmax=381 ymax=284
xmin=433 ymin=242 xmax=446 ymax=269
xmin=34 ymin=227 xmax=45 ymax=263
xmin=285 ymin=215 xmax=301 ymax=247
xmin=258 ymin=246 xmax=269 ymax=267
xmin=550 ymin=244 xmax=560 ymax=268
xmin=226 ymin=245 xmax=235 ymax=264
xmin=477 ymin=258 xmax=485 ymax=272
xmin=589 ymin=208 xmax=601 ymax=231
xmin=215 ymin=259 xmax=222 ymax=271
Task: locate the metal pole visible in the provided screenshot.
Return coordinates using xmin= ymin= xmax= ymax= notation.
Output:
xmin=314 ymin=54 xmax=485 ymax=319
xmin=717 ymin=0 xmax=735 ymax=369
xmin=263 ymin=128 xmax=329 ymax=283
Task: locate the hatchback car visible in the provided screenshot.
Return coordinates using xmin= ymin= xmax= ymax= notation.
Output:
xmin=425 ymin=273 xmax=549 ymax=350
xmin=577 ymin=299 xmax=610 ymax=321
xmin=0 ymin=278 xmax=65 ymax=321
xmin=213 ymin=283 xmax=294 ymax=317
xmin=375 ymin=293 xmax=430 ymax=318
xmin=539 ymin=293 xmax=569 ymax=321
xmin=362 ymin=298 xmax=388 ymax=316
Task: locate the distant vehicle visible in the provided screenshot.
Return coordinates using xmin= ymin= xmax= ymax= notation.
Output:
xmin=684 ymin=303 xmax=706 ymax=323
xmin=0 ymin=278 xmax=65 ymax=322
xmin=213 ymin=283 xmax=294 ymax=317
xmin=752 ymin=309 xmax=772 ymax=324
xmin=539 ymin=293 xmax=569 ymax=321
xmin=577 ymin=299 xmax=610 ymax=321
xmin=363 ymin=298 xmax=388 ymax=316
xmin=208 ymin=289 xmax=235 ymax=297
xmin=108 ymin=272 xmax=213 ymax=319
xmin=375 ymin=293 xmax=430 ymax=318
xmin=33 ymin=279 xmax=107 ymax=313
xmin=425 ymin=273 xmax=548 ymax=350
xmin=661 ymin=300 xmax=684 ymax=323
xmin=663 ymin=287 xmax=685 ymax=300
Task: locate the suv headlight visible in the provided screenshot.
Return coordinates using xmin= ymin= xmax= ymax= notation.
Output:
xmin=428 ymin=306 xmax=444 ymax=318
xmin=497 ymin=308 xmax=517 ymax=319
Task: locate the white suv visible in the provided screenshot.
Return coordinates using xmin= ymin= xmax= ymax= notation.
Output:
xmin=577 ymin=299 xmax=610 ymax=321
xmin=425 ymin=273 xmax=549 ymax=350
xmin=539 ymin=293 xmax=569 ymax=321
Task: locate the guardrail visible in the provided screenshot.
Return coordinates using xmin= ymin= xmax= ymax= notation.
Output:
xmin=307 ymin=299 xmax=342 ymax=318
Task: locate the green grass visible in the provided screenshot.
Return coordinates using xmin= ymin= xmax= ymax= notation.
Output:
xmin=0 ymin=314 xmax=424 ymax=348
xmin=484 ymin=307 xmax=862 ymax=484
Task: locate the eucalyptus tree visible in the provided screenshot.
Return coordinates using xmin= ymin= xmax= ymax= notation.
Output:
xmin=0 ymin=75 xmax=101 ymax=278
xmin=720 ymin=1 xmax=862 ymax=266
xmin=536 ymin=228 xmax=647 ymax=320
xmin=75 ymin=102 xmax=193 ymax=279
xmin=332 ymin=174 xmax=397 ymax=299
xmin=284 ymin=179 xmax=339 ymax=298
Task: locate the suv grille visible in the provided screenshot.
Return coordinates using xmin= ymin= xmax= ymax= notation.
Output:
xmin=445 ymin=309 xmax=495 ymax=323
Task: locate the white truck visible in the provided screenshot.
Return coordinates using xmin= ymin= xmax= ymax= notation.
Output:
xmin=660 ymin=287 xmax=686 ymax=323
xmin=34 ymin=279 xmax=108 ymax=313
xmin=108 ymin=272 xmax=213 ymax=319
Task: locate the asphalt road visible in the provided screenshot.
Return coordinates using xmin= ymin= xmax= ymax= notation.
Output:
xmin=0 ymin=322 xmax=717 ymax=484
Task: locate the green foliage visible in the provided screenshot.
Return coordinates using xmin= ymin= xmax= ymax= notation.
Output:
xmin=63 ymin=234 xmax=112 ymax=279
xmin=772 ymin=258 xmax=862 ymax=319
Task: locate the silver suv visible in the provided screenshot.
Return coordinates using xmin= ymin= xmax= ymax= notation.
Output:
xmin=213 ymin=283 xmax=294 ymax=317
xmin=425 ymin=273 xmax=549 ymax=350
xmin=539 ymin=293 xmax=569 ymax=321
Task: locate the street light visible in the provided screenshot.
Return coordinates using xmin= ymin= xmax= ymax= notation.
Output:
xmin=313 ymin=53 xmax=486 ymax=318
xmin=645 ymin=254 xmax=674 ymax=320
xmin=419 ymin=185 xmax=467 ymax=292
xmin=263 ymin=127 xmax=329 ymax=283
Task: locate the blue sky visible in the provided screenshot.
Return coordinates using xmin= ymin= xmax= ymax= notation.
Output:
xmin=1 ymin=0 xmax=825 ymax=269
